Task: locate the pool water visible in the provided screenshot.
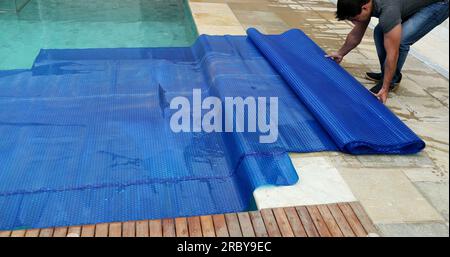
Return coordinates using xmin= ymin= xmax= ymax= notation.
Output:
xmin=0 ymin=0 xmax=198 ymax=69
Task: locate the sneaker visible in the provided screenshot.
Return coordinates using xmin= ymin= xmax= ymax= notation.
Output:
xmin=365 ymin=72 xmax=403 ymax=85
xmin=365 ymin=72 xmax=383 ymax=82
xmin=370 ymin=81 xmax=399 ymax=94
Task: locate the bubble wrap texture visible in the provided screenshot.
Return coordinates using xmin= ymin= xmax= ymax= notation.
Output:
xmin=0 ymin=29 xmax=424 ymax=230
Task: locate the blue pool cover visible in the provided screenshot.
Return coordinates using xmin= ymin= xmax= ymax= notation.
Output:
xmin=0 ymin=29 xmax=425 ymax=230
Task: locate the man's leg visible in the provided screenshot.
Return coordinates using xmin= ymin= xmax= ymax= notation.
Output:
xmin=366 ymin=24 xmax=388 ymax=82
xmin=370 ymin=25 xmax=403 ymax=83
xmin=371 ymin=1 xmax=449 ymax=93
xmin=396 ymin=1 xmax=449 ymax=79
xmin=373 ymin=24 xmax=386 ymax=70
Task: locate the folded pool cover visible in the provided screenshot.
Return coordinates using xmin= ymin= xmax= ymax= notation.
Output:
xmin=0 ymin=29 xmax=425 ymax=230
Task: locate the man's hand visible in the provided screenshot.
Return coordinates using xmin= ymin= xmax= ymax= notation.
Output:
xmin=375 ymin=87 xmax=389 ymax=104
xmin=325 ymin=52 xmax=344 ymax=64
xmin=327 ymin=20 xmax=370 ymax=64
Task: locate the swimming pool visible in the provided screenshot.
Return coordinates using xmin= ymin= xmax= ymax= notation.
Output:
xmin=0 ymin=0 xmax=198 ymax=69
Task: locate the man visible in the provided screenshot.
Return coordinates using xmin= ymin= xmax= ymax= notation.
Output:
xmin=327 ymin=0 xmax=449 ymax=103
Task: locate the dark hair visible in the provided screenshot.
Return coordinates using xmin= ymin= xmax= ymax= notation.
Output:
xmin=336 ymin=0 xmax=370 ymax=20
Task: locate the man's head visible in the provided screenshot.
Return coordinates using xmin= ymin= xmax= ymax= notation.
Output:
xmin=336 ymin=0 xmax=373 ymax=23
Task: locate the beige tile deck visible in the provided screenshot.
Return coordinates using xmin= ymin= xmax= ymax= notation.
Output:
xmin=189 ymin=2 xmax=245 ymax=35
xmin=189 ymin=0 xmax=449 ymax=236
xmin=340 ymin=168 xmax=443 ymax=224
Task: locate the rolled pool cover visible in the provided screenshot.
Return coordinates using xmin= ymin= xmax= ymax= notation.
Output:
xmin=247 ymin=28 xmax=425 ymax=154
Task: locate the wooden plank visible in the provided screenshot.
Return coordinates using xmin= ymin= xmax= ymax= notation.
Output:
xmin=283 ymin=207 xmax=307 ymax=237
xmin=175 ymin=218 xmax=189 ymax=237
xmin=317 ymin=205 xmax=344 ymax=237
xmin=237 ymin=212 xmax=255 ymax=237
xmin=149 ymin=220 xmax=162 ymax=237
xmin=10 ymin=230 xmax=26 ymax=237
xmin=349 ymin=202 xmax=378 ymax=235
xmin=39 ymin=228 xmax=54 ymax=237
xmin=225 ymin=213 xmax=242 ymax=237
xmin=200 ymin=216 xmax=216 ymax=237
xmin=249 ymin=211 xmax=268 ymax=237
xmin=306 ymin=206 xmax=332 ymax=237
xmin=136 ymin=220 xmax=149 ymax=237
xmin=109 ymin=223 xmax=122 ymax=237
xmin=95 ymin=224 xmax=109 ymax=237
xmin=187 ymin=217 xmax=202 ymax=237
xmin=0 ymin=203 xmax=373 ymax=238
xmin=260 ymin=209 xmax=281 ymax=237
xmin=53 ymin=227 xmax=68 ymax=237
xmin=295 ymin=206 xmax=319 ymax=237
xmin=67 ymin=226 xmax=81 ymax=237
xmin=338 ymin=203 xmax=367 ymax=237
xmin=81 ymin=225 xmax=95 ymax=237
xmin=328 ymin=204 xmax=355 ymax=237
xmin=212 ymin=214 xmax=229 ymax=237
xmin=0 ymin=231 xmax=11 ymax=237
xmin=162 ymin=219 xmax=176 ymax=237
xmin=272 ymin=208 xmax=295 ymax=237
xmin=122 ymin=221 xmax=136 ymax=237
xmin=25 ymin=229 xmax=41 ymax=237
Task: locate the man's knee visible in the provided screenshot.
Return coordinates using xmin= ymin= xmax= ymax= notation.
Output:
xmin=399 ymin=41 xmax=411 ymax=53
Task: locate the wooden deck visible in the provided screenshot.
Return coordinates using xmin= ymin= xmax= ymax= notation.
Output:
xmin=0 ymin=202 xmax=379 ymax=237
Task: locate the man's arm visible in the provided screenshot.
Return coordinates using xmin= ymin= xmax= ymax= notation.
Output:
xmin=327 ymin=20 xmax=370 ymax=63
xmin=376 ymin=24 xmax=401 ymax=103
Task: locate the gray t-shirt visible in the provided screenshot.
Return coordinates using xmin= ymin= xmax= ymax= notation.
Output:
xmin=372 ymin=0 xmax=443 ymax=33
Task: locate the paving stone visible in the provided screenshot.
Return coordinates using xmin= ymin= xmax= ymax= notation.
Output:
xmin=232 ymin=10 xmax=288 ymax=28
xmin=377 ymin=222 xmax=449 ymax=237
xmin=403 ymin=168 xmax=448 ymax=183
xmin=189 ymin=2 xmax=246 ymax=35
xmin=340 ymin=168 xmax=444 ymax=224
xmin=405 ymin=121 xmax=449 ymax=175
xmin=395 ymin=78 xmax=434 ymax=98
xmin=415 ymin=182 xmax=449 ymax=222
xmin=402 ymin=57 xmax=439 ymax=74
xmin=356 ymin=153 xmax=435 ymax=169
xmin=407 ymin=73 xmax=449 ymax=108
xmin=387 ymin=95 xmax=449 ymax=123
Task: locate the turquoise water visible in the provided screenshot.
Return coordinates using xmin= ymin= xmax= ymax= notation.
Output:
xmin=0 ymin=0 xmax=198 ymax=69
